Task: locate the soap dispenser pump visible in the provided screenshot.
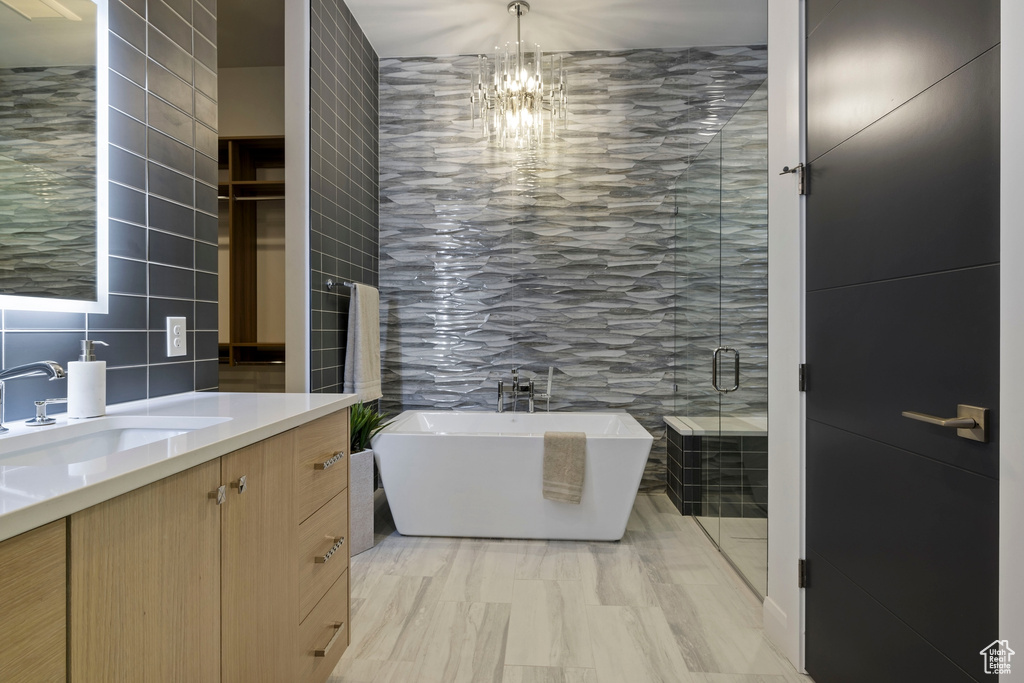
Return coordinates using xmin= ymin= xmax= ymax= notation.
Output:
xmin=67 ymin=340 xmax=109 ymax=419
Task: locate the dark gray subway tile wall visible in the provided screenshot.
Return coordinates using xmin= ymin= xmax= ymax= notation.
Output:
xmin=378 ymin=47 xmax=767 ymax=491
xmin=0 ymin=0 xmax=219 ymax=420
xmin=308 ymin=0 xmax=380 ymax=394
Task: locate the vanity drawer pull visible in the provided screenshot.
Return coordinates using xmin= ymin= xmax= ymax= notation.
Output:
xmin=209 ymin=485 xmax=227 ymax=505
xmin=231 ymin=475 xmax=247 ymax=494
xmin=314 ymin=452 xmax=345 ymax=471
xmin=314 ymin=622 xmax=345 ymax=657
xmin=316 ymin=536 xmax=345 ymax=564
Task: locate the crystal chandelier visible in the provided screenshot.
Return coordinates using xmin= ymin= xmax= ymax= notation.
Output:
xmin=470 ymin=1 xmax=567 ymax=149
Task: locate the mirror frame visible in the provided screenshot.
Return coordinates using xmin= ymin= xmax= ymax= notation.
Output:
xmin=0 ymin=0 xmax=108 ymax=314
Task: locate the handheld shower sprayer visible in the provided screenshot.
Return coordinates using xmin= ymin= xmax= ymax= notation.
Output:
xmin=546 ymin=366 xmax=553 ymax=411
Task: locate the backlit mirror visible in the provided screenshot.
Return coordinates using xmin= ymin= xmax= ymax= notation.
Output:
xmin=0 ymin=0 xmax=107 ymax=313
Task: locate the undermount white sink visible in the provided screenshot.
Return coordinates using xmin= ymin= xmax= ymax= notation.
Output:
xmin=0 ymin=416 xmax=233 ymax=467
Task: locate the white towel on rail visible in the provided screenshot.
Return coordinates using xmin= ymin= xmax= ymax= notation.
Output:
xmin=343 ymin=283 xmax=383 ymax=401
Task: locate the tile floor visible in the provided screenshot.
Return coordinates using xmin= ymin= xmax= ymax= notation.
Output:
xmin=329 ymin=493 xmax=810 ymax=683
xmin=701 ymin=517 xmax=768 ymax=598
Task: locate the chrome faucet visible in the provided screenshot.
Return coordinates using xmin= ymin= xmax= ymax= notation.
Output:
xmin=0 ymin=361 xmax=66 ymax=434
xmin=497 ymin=366 xmax=527 ymax=413
xmin=497 ymin=366 xmax=553 ymax=413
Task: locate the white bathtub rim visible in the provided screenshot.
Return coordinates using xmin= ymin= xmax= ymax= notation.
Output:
xmin=376 ymin=409 xmax=654 ymax=441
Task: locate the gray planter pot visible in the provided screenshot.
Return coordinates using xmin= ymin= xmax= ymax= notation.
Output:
xmin=349 ymin=448 xmax=375 ymax=556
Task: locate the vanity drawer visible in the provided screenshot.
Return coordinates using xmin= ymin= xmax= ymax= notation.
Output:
xmin=298 ymin=570 xmax=349 ymax=683
xmin=295 ymin=410 xmax=349 ymax=524
xmin=298 ymin=487 xmax=349 ymax=622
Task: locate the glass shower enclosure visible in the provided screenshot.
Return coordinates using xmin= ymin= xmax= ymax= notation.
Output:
xmin=670 ymin=81 xmax=768 ymax=597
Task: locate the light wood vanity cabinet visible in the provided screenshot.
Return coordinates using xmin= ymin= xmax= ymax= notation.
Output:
xmin=64 ymin=407 xmax=350 ymax=683
xmin=221 ymin=430 xmax=297 ymax=683
xmin=70 ymin=458 xmax=223 ymax=681
xmin=0 ymin=520 xmax=66 ymax=683
xmin=295 ymin=409 xmax=351 ymax=680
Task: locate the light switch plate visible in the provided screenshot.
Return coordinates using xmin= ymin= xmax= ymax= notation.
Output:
xmin=166 ymin=316 xmax=187 ymax=357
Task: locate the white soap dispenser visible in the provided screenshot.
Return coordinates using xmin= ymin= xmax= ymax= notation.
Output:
xmin=67 ymin=339 xmax=109 ymax=419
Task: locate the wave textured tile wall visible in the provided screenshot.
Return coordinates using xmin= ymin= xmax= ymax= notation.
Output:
xmin=379 ymin=47 xmax=767 ymax=490
xmin=0 ymin=66 xmax=97 ymax=300
xmin=676 ymin=82 xmax=768 ymax=421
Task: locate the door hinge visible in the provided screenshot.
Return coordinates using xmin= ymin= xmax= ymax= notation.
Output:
xmin=780 ymin=163 xmax=808 ymax=195
xmin=798 ymin=559 xmax=809 ymax=588
xmin=798 ymin=364 xmax=807 ymax=392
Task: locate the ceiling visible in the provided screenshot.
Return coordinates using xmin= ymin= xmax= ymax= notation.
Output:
xmin=347 ymin=0 xmax=767 ymax=58
xmin=217 ymin=0 xmax=767 ymax=68
xmin=0 ymin=0 xmax=96 ymax=68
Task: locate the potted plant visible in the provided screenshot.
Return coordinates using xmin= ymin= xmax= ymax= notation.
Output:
xmin=348 ymin=401 xmax=391 ymax=556
xmin=350 ymin=400 xmax=392 ymax=455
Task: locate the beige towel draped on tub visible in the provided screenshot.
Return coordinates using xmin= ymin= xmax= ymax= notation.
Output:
xmin=343 ymin=283 xmax=383 ymax=401
xmin=543 ymin=431 xmax=587 ymax=504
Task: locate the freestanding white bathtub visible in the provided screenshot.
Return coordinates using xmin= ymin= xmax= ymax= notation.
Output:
xmin=371 ymin=411 xmax=653 ymax=541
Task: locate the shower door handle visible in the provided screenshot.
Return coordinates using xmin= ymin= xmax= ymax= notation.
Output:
xmin=712 ymin=347 xmax=740 ymax=393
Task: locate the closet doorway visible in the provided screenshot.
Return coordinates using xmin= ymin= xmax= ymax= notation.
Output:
xmin=217 ymin=136 xmax=286 ymax=391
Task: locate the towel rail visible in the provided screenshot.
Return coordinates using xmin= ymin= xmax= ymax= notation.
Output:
xmin=325 ymin=279 xmax=356 ymax=291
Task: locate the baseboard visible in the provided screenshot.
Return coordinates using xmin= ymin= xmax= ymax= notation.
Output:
xmin=764 ymin=595 xmax=803 ymax=673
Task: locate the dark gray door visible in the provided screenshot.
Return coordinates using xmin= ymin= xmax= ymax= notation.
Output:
xmin=804 ymin=2 xmax=1000 ymax=681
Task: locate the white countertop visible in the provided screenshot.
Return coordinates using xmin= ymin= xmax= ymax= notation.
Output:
xmin=0 ymin=391 xmax=357 ymax=542
xmin=664 ymin=415 xmax=768 ymax=437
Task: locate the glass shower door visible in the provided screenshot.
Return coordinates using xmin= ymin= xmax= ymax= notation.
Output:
xmin=715 ymin=82 xmax=768 ymax=598
xmin=674 ymin=80 xmax=768 ymax=598
xmin=676 ymin=132 xmax=723 ymax=547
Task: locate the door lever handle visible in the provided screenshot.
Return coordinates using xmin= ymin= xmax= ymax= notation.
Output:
xmin=901 ymin=404 xmax=988 ymax=443
xmin=901 ymin=412 xmax=976 ymax=429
